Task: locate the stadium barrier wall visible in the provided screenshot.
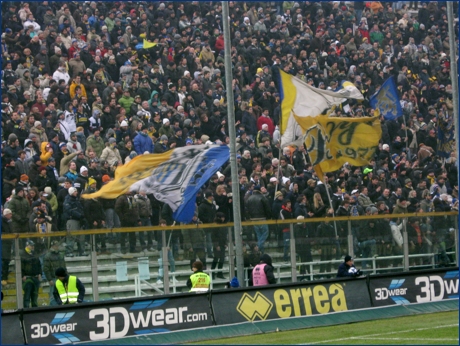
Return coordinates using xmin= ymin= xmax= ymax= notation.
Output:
xmin=368 ymin=267 xmax=459 ymax=307
xmin=3 ymin=267 xmax=457 ymax=345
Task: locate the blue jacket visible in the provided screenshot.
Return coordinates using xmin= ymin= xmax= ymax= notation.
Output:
xmin=133 ymin=132 xmax=154 ymax=155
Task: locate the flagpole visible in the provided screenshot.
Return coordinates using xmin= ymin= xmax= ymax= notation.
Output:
xmin=447 ymin=4 xmax=460 ymax=264
xmin=323 ymin=177 xmax=338 ymax=238
xmin=222 ymin=1 xmax=244 ymax=286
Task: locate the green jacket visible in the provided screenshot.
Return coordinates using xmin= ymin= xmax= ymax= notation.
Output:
xmin=86 ymin=135 xmax=105 ymax=157
xmin=9 ymin=194 xmax=31 ymax=232
xmin=43 ymin=249 xmax=67 ymax=282
xmin=47 ymin=193 xmax=58 ymax=213
xmin=118 ymin=96 xmax=134 ymax=114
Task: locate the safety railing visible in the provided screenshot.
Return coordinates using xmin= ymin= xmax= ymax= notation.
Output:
xmin=2 ymin=211 xmax=458 ymax=310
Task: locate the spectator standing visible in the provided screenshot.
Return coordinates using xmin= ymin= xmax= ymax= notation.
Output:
xmin=21 ymin=240 xmax=42 ymax=308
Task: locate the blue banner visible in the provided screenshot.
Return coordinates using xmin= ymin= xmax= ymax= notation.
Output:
xmin=369 ymin=77 xmax=403 ymax=121
xmin=172 ymin=145 xmax=230 ymax=222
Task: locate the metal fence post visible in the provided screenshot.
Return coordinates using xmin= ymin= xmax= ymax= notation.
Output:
xmin=228 ymin=227 xmax=234 ymax=278
xmin=91 ymin=234 xmax=99 ymax=302
xmin=14 ymin=238 xmax=23 ymax=309
xmin=290 ymin=223 xmax=297 ymax=282
xmin=403 ymin=219 xmax=409 ymax=271
xmin=347 ymin=220 xmax=353 ymax=257
xmin=454 ymin=219 xmax=459 ymax=268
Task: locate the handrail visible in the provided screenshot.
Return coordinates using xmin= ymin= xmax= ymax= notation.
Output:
xmin=2 ymin=211 xmax=458 ymax=239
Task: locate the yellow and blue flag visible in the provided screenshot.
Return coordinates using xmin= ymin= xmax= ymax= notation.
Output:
xmin=369 ymin=76 xmax=403 ymax=121
xmin=135 ymin=39 xmax=157 ymax=50
xmin=82 ymin=145 xmax=230 ymax=223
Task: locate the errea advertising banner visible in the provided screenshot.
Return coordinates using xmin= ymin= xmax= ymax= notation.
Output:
xmin=211 ymin=278 xmax=371 ymax=325
xmin=21 ymin=294 xmax=212 ymax=344
xmin=369 ymin=268 xmax=459 ymax=307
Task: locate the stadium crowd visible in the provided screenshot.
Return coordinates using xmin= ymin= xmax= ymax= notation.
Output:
xmin=1 ymin=1 xmax=458 ymax=282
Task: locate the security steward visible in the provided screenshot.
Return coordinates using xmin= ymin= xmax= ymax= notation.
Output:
xmin=53 ymin=267 xmax=85 ymax=304
xmin=186 ymin=261 xmax=210 ymax=292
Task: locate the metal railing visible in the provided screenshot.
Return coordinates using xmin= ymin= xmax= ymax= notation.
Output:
xmin=3 ymin=211 xmax=458 ymax=309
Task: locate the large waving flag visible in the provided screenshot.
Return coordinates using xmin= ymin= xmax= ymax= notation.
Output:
xmin=279 ymin=70 xmax=364 ymax=147
xmin=300 ymin=110 xmax=382 ymax=178
xmin=82 ymin=145 xmax=230 ymax=223
xmin=135 ymin=39 xmax=157 ymax=50
xmin=369 ymin=76 xmax=403 ymax=120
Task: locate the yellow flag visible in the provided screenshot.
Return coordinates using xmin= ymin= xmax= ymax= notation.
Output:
xmin=295 ymin=110 xmax=382 ymax=179
xmin=143 ymin=40 xmax=157 ymax=49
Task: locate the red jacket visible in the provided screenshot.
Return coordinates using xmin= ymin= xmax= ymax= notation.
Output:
xmin=257 ymin=115 xmax=274 ymax=136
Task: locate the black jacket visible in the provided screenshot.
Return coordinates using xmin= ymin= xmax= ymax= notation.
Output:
xmin=246 ymin=191 xmax=271 ymax=220
xmin=198 ymin=199 xmax=217 ymax=224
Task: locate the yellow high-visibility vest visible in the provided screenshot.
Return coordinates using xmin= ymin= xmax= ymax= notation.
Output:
xmin=55 ymin=276 xmax=79 ymax=304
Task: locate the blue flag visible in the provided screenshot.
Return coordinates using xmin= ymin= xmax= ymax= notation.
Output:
xmin=369 ymin=77 xmax=403 ymax=121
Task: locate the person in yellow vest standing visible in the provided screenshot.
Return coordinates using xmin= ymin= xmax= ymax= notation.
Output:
xmin=53 ymin=267 xmax=85 ymax=305
xmin=186 ymin=261 xmax=210 ymax=292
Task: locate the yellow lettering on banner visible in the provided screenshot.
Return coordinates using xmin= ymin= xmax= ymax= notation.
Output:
xmin=274 ymin=290 xmax=292 ymax=318
xmin=271 ymin=284 xmax=348 ymax=318
xmin=330 ymin=284 xmax=348 ymax=311
xmin=301 ymin=287 xmax=313 ymax=315
xmin=290 ymin=288 xmax=303 ymax=316
xmin=313 ymin=285 xmax=330 ymax=314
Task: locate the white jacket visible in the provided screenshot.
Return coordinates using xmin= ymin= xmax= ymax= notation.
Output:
xmin=53 ymin=69 xmax=70 ymax=85
xmin=390 ymin=221 xmax=404 ymax=247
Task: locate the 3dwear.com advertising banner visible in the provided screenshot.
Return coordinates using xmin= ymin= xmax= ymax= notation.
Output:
xmin=21 ymin=293 xmax=212 ymax=344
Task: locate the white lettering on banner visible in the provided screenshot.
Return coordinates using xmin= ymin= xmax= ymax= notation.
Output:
xmin=30 ymin=323 xmax=77 ymax=338
xmin=374 ymin=288 xmax=408 ymax=300
xmin=415 ymin=275 xmax=459 ymax=302
xmin=88 ymin=306 xmax=208 ymax=341
xmin=109 ymin=307 xmax=129 ymax=339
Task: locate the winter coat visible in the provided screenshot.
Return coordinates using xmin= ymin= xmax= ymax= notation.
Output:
xmin=9 ymin=194 xmax=31 ymax=233
xmin=246 ymin=190 xmax=272 ymax=220
xmin=100 ymin=146 xmax=122 ymax=166
xmin=133 ymin=132 xmax=154 ymax=154
xmin=43 ymin=249 xmax=67 ymax=283
xmin=115 ymin=194 xmax=140 ymax=226
xmin=62 ymin=194 xmax=85 ymax=222
xmin=86 ymin=135 xmax=105 ymax=157
xmin=198 ymin=199 xmax=217 ymax=224
xmin=182 ymin=223 xmax=206 ymax=250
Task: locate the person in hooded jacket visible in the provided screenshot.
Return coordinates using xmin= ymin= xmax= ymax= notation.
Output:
xmin=133 ymin=124 xmax=154 ymax=154
xmin=250 ymin=253 xmax=276 ymax=286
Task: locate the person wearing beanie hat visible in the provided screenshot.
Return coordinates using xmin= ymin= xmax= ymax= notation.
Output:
xmin=53 ymin=267 xmax=85 ymax=305
xmin=133 ymin=122 xmax=154 ymax=155
xmin=8 ymin=183 xmax=29 ymax=241
xmin=1 ymin=208 xmax=13 ymax=285
xmin=225 ymin=276 xmax=240 ymax=289
xmin=154 ymin=135 xmax=169 ymax=154
xmin=20 ymin=238 xmax=42 ymax=307
xmin=337 ymin=255 xmax=362 ymax=277
xmin=187 ymin=260 xmax=210 ymax=292
xmin=100 ymin=137 xmax=123 ymax=167
xmin=250 ymin=253 xmax=276 ymax=286
xmin=102 ymin=175 xmax=111 ymax=183
xmin=64 ymin=184 xmax=86 ymax=257
xmin=74 ymin=166 xmax=89 ymax=195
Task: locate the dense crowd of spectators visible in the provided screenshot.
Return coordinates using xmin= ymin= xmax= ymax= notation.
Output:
xmin=1 ymin=2 xmax=458 ymax=271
